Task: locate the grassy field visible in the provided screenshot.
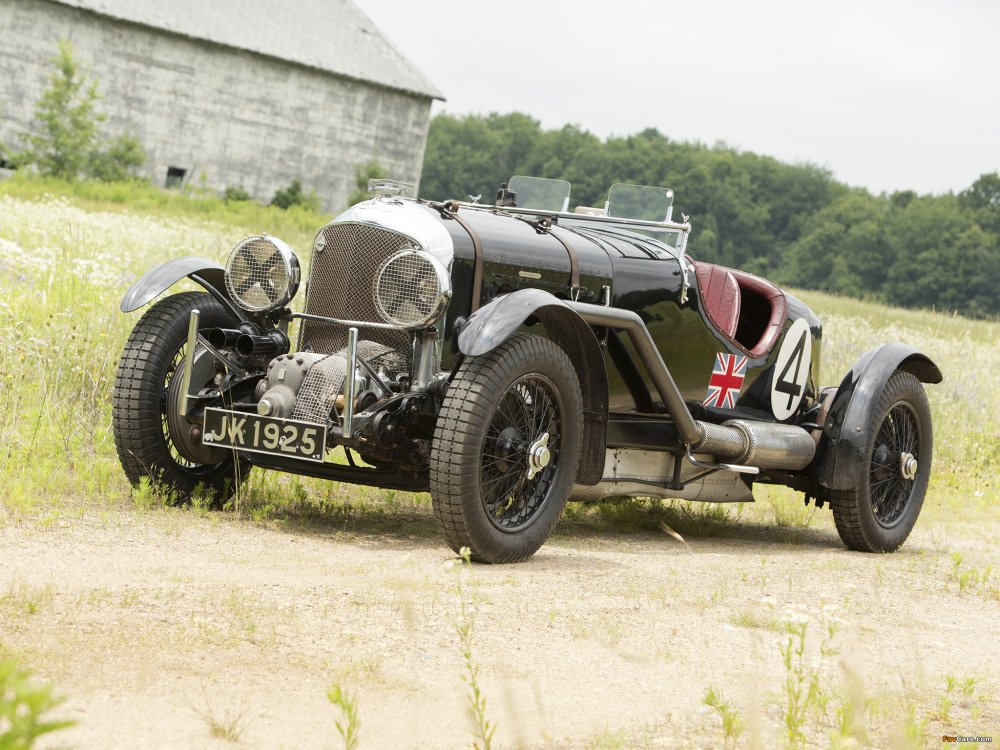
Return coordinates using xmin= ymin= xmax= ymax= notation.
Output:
xmin=1 ymin=176 xmax=995 ymax=529
xmin=0 ymin=178 xmax=998 ymax=748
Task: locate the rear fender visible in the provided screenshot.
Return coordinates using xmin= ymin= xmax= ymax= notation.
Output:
xmin=814 ymin=342 xmax=942 ymax=493
xmin=457 ymin=288 xmax=608 ymax=485
xmin=120 ymin=257 xmax=244 ymax=320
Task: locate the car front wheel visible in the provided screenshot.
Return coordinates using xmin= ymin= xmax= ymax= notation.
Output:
xmin=112 ymin=291 xmax=249 ymax=504
xmin=430 ymin=334 xmax=583 ymax=563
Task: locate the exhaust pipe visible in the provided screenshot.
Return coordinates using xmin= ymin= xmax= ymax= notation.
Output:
xmin=207 ymin=328 xmax=242 ymax=349
xmin=235 ymin=330 xmax=289 ymax=358
xmin=567 ymin=301 xmax=814 ymax=471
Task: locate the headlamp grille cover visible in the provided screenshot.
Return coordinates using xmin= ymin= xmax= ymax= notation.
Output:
xmin=225 ymin=236 xmax=300 ymax=313
xmin=373 ymin=249 xmax=450 ymax=328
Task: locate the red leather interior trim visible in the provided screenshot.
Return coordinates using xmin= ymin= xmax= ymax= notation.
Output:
xmin=730 ymin=268 xmax=787 ymax=357
xmin=694 ymin=263 xmax=740 ymax=340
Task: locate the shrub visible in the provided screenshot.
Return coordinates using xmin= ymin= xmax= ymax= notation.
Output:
xmin=223 ymin=185 xmax=254 ymax=203
xmin=271 ymin=179 xmax=321 ymax=212
xmin=88 ymin=133 xmax=146 ymax=182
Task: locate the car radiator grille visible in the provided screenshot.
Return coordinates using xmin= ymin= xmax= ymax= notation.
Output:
xmin=299 ymin=222 xmax=413 ymax=362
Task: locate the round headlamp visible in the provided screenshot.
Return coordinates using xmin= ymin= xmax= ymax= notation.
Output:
xmin=224 ymin=236 xmax=300 ymax=313
xmin=373 ymin=249 xmax=451 ymax=328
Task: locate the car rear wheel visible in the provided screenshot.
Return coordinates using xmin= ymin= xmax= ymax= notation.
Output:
xmin=832 ymin=370 xmax=932 ymax=552
xmin=112 ymin=291 xmax=249 ymax=505
xmin=430 ymin=334 xmax=583 ymax=563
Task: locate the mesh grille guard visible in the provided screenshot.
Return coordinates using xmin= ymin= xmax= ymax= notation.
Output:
xmin=299 ymin=222 xmax=415 ymax=362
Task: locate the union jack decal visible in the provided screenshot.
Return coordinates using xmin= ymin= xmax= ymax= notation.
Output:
xmin=703 ymin=352 xmax=748 ymax=409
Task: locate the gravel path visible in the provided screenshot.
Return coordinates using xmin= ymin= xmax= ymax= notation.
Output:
xmin=2 ymin=505 xmax=997 ymax=748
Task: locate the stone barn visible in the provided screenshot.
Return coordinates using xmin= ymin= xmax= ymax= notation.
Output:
xmin=0 ymin=0 xmax=442 ymax=210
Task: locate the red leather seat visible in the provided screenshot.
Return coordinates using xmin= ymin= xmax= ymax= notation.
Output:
xmin=692 ymin=261 xmax=788 ymax=358
xmin=694 ymin=263 xmax=740 ymax=339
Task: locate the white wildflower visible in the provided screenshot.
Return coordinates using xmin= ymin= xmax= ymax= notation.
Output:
xmin=781 ymin=608 xmax=811 ymax=627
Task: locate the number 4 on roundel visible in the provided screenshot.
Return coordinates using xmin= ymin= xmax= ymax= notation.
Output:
xmin=769 ymin=318 xmax=812 ymax=421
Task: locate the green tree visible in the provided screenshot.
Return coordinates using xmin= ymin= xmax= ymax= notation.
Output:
xmin=958 ymin=172 xmax=1000 ymax=210
xmin=419 ymin=110 xmax=999 ymax=317
xmin=958 ymin=172 xmax=1000 ymax=236
xmin=19 ymin=39 xmax=146 ymax=181
xmin=20 ymin=39 xmax=104 ymax=178
xmin=779 ymin=191 xmax=893 ymax=297
xmin=886 ymin=221 xmax=1000 ymax=317
xmin=420 ymin=112 xmax=544 ymax=202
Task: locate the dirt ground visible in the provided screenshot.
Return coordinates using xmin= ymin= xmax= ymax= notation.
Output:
xmin=2 ymin=501 xmax=998 ymax=749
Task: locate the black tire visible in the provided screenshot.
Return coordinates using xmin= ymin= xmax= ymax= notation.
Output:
xmin=430 ymin=334 xmax=583 ymax=563
xmin=832 ymin=370 xmax=932 ymax=552
xmin=112 ymin=291 xmax=248 ymax=504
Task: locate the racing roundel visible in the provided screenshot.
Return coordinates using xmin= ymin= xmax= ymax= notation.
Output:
xmin=769 ymin=318 xmax=812 ymax=421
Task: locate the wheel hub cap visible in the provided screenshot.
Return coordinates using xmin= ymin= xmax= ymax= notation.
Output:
xmin=526 ymin=432 xmax=551 ymax=480
xmin=900 ymin=452 xmax=918 ymax=480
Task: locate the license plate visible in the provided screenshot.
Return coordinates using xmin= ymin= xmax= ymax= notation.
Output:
xmin=202 ymin=408 xmax=327 ymax=463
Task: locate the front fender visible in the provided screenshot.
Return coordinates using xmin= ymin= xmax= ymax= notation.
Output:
xmin=814 ymin=342 xmax=942 ymax=493
xmin=120 ymin=257 xmax=233 ymax=315
xmin=457 ymin=288 xmax=560 ymax=356
xmin=457 ymin=289 xmax=609 ymax=485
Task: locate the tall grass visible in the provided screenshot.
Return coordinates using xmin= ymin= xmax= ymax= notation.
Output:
xmin=0 ymin=652 xmax=74 ymax=746
xmin=0 ymin=181 xmax=329 ymax=518
xmin=796 ymin=288 xmax=1000 ymax=520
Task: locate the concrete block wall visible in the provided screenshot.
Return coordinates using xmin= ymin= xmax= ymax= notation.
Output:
xmin=0 ymin=0 xmax=433 ymax=211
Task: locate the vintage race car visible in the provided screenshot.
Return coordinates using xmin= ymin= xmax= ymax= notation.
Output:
xmin=113 ymin=176 xmax=941 ymax=563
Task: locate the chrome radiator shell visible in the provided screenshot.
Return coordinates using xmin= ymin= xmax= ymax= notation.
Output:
xmin=298 ymin=200 xmax=455 ymax=352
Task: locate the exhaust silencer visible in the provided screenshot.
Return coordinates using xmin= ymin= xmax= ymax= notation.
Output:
xmin=694 ymin=419 xmax=815 ymax=470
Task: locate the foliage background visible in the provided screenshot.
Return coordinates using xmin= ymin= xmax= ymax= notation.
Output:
xmin=420 ymin=113 xmax=1000 ymax=318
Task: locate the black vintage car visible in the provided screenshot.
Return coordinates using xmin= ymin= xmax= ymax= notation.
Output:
xmin=113 ymin=177 xmax=940 ymax=563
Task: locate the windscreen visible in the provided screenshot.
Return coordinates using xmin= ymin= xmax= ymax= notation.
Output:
xmin=507 ymin=176 xmax=571 ymax=212
xmin=606 ymin=183 xmax=674 ymax=222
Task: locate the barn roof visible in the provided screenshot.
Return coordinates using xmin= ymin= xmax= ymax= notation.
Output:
xmin=49 ymin=0 xmax=443 ymax=100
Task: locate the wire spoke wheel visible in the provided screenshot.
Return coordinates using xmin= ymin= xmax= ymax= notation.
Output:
xmin=430 ymin=334 xmax=583 ymax=564
xmin=480 ymin=375 xmax=562 ymax=531
xmin=832 ymin=370 xmax=932 ymax=553
xmin=869 ymin=402 xmax=920 ymax=527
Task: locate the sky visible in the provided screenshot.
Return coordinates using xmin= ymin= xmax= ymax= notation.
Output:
xmin=356 ymin=0 xmax=1000 ymax=196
